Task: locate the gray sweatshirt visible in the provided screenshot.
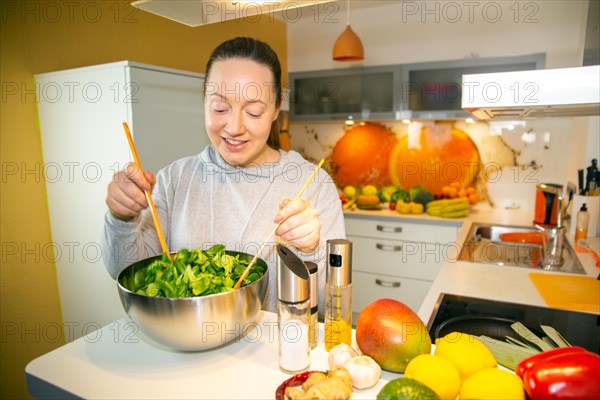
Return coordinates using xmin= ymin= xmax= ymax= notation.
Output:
xmin=101 ymin=145 xmax=346 ymax=313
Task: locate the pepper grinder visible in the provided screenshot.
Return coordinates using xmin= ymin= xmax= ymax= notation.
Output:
xmin=276 ymin=244 xmax=310 ymax=374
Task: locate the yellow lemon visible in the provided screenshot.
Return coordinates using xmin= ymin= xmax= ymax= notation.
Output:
xmin=362 ymin=185 xmax=378 ymax=196
xmin=404 ymin=354 xmax=461 ymax=400
xmin=434 ymin=332 xmax=497 ymax=382
xmin=459 ymin=368 xmax=525 ymax=400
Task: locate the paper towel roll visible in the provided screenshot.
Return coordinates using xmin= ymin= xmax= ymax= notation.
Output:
xmin=569 ymin=195 xmax=600 ymax=238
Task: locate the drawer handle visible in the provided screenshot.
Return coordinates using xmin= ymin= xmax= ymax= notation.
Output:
xmin=376 ymin=243 xmax=402 ymax=252
xmin=376 ymin=225 xmax=402 ymax=233
xmin=375 ymin=279 xmax=401 ymax=288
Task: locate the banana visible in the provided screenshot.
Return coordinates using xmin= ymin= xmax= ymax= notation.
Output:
xmin=426 ymin=207 xmax=442 ymax=216
xmin=426 ymin=197 xmax=470 ymax=218
xmin=426 ymin=197 xmax=469 ymax=209
xmin=342 ymin=198 xmax=356 ymax=210
xmin=440 ymin=202 xmax=470 ymax=213
xmin=439 ymin=209 xmax=470 ymax=218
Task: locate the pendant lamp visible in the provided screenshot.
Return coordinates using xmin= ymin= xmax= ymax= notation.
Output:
xmin=332 ymin=0 xmax=364 ymax=61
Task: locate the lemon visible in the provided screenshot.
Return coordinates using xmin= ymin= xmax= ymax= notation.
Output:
xmin=434 ymin=332 xmax=497 ymax=382
xmin=343 ymin=185 xmax=357 ymax=199
xmin=361 ymin=185 xmax=378 ymax=196
xmin=459 ymin=368 xmax=525 ymax=400
xmin=404 ymin=354 xmax=461 ymax=400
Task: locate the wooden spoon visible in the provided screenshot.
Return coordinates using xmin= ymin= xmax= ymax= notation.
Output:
xmin=233 ymin=158 xmax=325 ymax=290
xmin=122 ymin=122 xmax=173 ymax=263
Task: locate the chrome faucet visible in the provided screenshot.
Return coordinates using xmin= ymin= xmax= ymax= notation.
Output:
xmin=535 ymin=184 xmax=566 ymax=268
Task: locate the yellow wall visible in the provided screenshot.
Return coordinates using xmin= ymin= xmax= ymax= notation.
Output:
xmin=0 ymin=1 xmax=287 ymax=398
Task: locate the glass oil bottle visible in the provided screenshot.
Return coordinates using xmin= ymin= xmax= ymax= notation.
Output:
xmin=305 ymin=261 xmax=319 ymax=349
xmin=324 ymin=239 xmax=353 ymax=351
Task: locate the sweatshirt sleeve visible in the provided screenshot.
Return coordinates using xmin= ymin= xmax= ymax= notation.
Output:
xmin=100 ymin=180 xmax=168 ymax=280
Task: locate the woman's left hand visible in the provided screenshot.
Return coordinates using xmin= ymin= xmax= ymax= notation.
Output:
xmin=274 ymin=198 xmax=320 ymax=253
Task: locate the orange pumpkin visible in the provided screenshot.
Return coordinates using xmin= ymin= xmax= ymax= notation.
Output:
xmin=331 ymin=123 xmax=397 ymax=188
xmin=389 ymin=126 xmax=480 ymax=193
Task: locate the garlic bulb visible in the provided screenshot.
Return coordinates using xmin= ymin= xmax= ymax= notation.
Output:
xmin=343 ymin=355 xmax=382 ymax=389
xmin=328 ymin=342 xmax=359 ymax=368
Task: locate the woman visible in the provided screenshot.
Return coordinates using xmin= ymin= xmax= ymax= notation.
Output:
xmin=101 ymin=37 xmax=345 ymax=313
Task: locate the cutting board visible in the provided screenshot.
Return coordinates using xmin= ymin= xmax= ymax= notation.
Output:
xmin=529 ymin=273 xmax=600 ymax=313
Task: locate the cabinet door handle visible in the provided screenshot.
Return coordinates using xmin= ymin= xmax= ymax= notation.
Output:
xmin=375 ymin=279 xmax=401 ymax=288
xmin=376 ymin=225 xmax=402 ymax=233
xmin=376 ymin=243 xmax=402 ymax=252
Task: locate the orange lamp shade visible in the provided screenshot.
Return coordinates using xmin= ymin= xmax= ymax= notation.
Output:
xmin=333 ymin=24 xmax=364 ymax=61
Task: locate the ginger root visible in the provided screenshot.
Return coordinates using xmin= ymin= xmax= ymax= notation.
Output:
xmin=285 ymin=367 xmax=352 ymax=400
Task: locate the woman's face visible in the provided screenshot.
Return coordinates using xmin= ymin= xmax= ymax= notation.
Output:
xmin=204 ymin=58 xmax=281 ymax=167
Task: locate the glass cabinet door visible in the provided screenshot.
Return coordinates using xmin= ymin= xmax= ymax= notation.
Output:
xmin=289 ymin=66 xmax=400 ymax=120
xmin=403 ymin=53 xmax=545 ymax=119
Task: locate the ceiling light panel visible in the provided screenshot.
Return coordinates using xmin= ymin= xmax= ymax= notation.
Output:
xmin=132 ymin=0 xmax=337 ymax=27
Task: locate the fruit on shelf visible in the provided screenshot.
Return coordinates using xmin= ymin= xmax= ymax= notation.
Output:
xmin=343 ymin=185 xmax=357 ymax=200
xmin=441 ymin=182 xmax=479 ymax=204
xmin=411 ymin=188 xmax=435 ymax=208
xmin=426 ymin=198 xmax=470 ymax=218
xmin=378 ymin=185 xmax=399 ymax=203
xmin=396 ymin=200 xmax=424 ymax=215
xmin=356 ymin=194 xmax=381 ymax=209
xmin=361 ymin=185 xmax=378 ymax=196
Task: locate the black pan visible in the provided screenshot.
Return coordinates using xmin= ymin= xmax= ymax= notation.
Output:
xmin=434 ymin=314 xmax=545 ymax=343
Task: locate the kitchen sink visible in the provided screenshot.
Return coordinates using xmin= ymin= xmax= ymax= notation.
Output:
xmin=458 ymin=223 xmax=586 ymax=275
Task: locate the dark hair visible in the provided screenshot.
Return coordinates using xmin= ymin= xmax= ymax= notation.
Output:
xmin=204 ymin=37 xmax=282 ymax=149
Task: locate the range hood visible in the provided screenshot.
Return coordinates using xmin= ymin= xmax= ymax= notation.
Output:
xmin=462 ymin=65 xmax=600 ymax=119
xmin=131 ymin=0 xmax=335 ymax=27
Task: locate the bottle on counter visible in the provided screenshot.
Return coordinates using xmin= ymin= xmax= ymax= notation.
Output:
xmin=305 ymin=261 xmax=319 ymax=349
xmin=575 ymin=203 xmax=589 ymax=241
xmin=276 ymin=244 xmax=310 ymax=374
xmin=324 ymin=239 xmax=353 ymax=352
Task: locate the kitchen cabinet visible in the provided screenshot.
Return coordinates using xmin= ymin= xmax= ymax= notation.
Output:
xmin=289 ymin=65 xmax=402 ymax=121
xmin=289 ymin=53 xmax=544 ymax=121
xmin=402 ymin=53 xmax=545 ymax=119
xmin=36 ymin=61 xmax=209 ymax=340
xmin=345 ymin=214 xmax=461 ymax=321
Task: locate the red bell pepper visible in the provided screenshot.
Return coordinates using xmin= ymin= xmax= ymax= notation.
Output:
xmin=520 ymin=349 xmax=600 ymax=400
xmin=515 ymin=346 xmax=587 ymax=378
xmin=275 ymin=370 xmax=321 ymax=400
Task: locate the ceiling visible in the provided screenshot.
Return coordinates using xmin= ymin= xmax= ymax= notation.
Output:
xmin=131 ymin=0 xmax=392 ymax=27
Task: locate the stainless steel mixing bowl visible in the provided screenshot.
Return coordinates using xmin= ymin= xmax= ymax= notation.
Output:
xmin=117 ymin=251 xmax=268 ymax=351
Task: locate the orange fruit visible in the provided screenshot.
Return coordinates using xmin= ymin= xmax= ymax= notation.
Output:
xmin=468 ymin=193 xmax=479 ymax=204
xmin=331 ymin=123 xmax=397 ymax=188
xmin=389 ymin=127 xmax=481 ymax=194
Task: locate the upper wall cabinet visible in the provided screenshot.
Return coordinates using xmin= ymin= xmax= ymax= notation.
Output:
xmin=289 ymin=53 xmax=545 ymax=121
xmin=289 ymin=65 xmax=402 ymax=121
xmin=403 ymin=53 xmax=545 ymax=120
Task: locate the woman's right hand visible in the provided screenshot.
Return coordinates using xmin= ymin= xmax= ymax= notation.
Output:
xmin=106 ymin=163 xmax=156 ymax=221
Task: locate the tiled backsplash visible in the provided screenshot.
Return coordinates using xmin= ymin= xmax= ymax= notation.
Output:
xmin=288 ymin=118 xmax=577 ymax=211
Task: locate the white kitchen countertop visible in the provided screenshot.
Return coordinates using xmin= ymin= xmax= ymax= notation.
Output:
xmin=26 ymin=205 xmax=599 ymax=399
xmin=417 ymin=205 xmax=600 ymax=323
xmin=25 ymin=312 xmax=398 ymax=400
